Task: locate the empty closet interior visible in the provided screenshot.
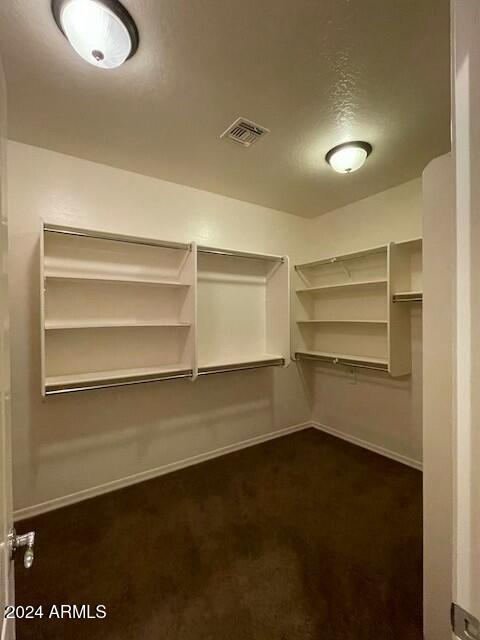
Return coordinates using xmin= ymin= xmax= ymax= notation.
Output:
xmin=0 ymin=0 xmax=453 ymax=638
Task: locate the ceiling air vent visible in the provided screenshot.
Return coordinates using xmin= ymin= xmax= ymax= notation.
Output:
xmin=220 ymin=117 xmax=270 ymax=147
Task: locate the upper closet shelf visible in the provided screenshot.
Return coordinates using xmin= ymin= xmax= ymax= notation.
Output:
xmin=197 ymin=244 xmax=284 ymax=263
xmin=394 ymin=237 xmax=422 ymax=248
xmin=295 ymin=245 xmax=388 ymax=270
xmin=44 ymin=223 xmax=191 ymax=251
xmin=44 ymin=273 xmax=190 ymax=287
xmin=296 ymin=278 xmax=387 ymax=293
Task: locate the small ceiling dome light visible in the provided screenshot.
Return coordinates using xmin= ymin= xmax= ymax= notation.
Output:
xmin=52 ymin=0 xmax=139 ymax=69
xmin=325 ymin=141 xmax=373 ymax=174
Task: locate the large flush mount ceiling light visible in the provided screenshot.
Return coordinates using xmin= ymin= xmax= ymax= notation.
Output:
xmin=325 ymin=141 xmax=373 ymax=174
xmin=52 ymin=0 xmax=139 ymax=69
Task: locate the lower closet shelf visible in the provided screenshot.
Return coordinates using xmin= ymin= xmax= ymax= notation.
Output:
xmin=45 ymin=365 xmax=193 ymax=395
xmin=44 ymin=321 xmax=192 ymax=329
xmin=296 ymin=319 xmax=387 ymax=324
xmin=392 ymin=291 xmax=423 ymax=303
xmin=295 ymin=350 xmax=388 ymax=371
xmin=198 ymin=355 xmax=285 ymax=376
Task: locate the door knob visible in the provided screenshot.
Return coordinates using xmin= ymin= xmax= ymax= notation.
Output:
xmin=8 ymin=528 xmax=35 ymax=569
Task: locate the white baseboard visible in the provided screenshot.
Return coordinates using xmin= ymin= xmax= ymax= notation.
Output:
xmin=14 ymin=422 xmax=312 ymax=521
xmin=14 ymin=420 xmax=421 ymax=521
xmin=311 ymin=421 xmax=422 ymax=471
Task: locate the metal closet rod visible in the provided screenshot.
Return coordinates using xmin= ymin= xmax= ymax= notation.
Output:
xmin=198 ymin=358 xmax=285 ymax=376
xmin=45 ymin=359 xmax=285 ymax=394
xmin=393 ymin=293 xmax=423 ymax=303
xmin=295 ymin=352 xmax=388 ymax=373
xmin=45 ymin=370 xmax=193 ymax=395
xmin=198 ymin=245 xmax=284 ymax=263
xmin=44 ymin=224 xmax=191 ymax=252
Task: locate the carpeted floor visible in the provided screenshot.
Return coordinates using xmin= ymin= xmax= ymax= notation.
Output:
xmin=14 ymin=429 xmax=423 ymax=640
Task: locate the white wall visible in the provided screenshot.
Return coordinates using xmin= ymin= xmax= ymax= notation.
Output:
xmin=422 ymin=153 xmax=453 ymax=639
xmin=7 ymin=141 xmax=311 ymax=517
xmin=306 ymin=179 xmax=423 ymax=466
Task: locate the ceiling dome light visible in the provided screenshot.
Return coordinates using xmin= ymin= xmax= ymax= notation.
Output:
xmin=52 ymin=0 xmax=139 ymax=69
xmin=326 ymin=141 xmax=373 ymax=174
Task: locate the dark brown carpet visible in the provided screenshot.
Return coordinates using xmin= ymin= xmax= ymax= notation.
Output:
xmin=14 ymin=429 xmax=422 ymax=640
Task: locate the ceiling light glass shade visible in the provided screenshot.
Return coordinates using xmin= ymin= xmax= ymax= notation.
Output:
xmin=326 ymin=141 xmax=372 ymax=174
xmin=53 ymin=0 xmax=138 ymax=69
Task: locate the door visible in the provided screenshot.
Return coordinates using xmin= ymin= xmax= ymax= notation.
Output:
xmin=0 ymin=53 xmax=14 ymax=640
xmin=452 ymin=0 xmax=480 ymax=636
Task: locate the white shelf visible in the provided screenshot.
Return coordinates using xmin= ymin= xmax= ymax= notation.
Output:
xmin=199 ymin=354 xmax=283 ymax=368
xmin=198 ymin=354 xmax=284 ymax=374
xmin=45 ymin=321 xmax=191 ymax=330
xmin=395 ymin=237 xmax=422 ymax=248
xmin=296 ymin=350 xmax=389 ymax=367
xmin=295 ymin=245 xmax=388 ymax=270
xmin=45 ymin=364 xmax=192 ymax=392
xmin=297 ymin=319 xmax=387 ymax=325
xmin=394 ymin=290 xmax=422 ymax=295
xmin=46 ymin=364 xmax=190 ymax=385
xmin=296 ymin=279 xmax=387 ymax=293
xmin=45 ymin=273 xmax=189 ymax=287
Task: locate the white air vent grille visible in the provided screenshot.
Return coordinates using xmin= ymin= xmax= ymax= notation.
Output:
xmin=220 ymin=118 xmax=270 ymax=147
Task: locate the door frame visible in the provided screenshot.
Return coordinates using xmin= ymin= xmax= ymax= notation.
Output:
xmin=451 ymin=0 xmax=480 ymax=632
xmin=0 ymin=51 xmax=15 ymax=640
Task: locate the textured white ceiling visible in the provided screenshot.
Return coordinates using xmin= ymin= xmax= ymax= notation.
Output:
xmin=0 ymin=0 xmax=451 ymax=217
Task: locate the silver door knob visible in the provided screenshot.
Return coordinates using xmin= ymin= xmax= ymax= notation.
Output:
xmin=8 ymin=528 xmax=35 ymax=569
xmin=23 ymin=546 xmax=34 ymax=569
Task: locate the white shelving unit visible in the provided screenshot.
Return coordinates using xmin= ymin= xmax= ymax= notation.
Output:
xmin=390 ymin=238 xmax=423 ymax=304
xmin=41 ymin=225 xmax=291 ymax=395
xmin=41 ymin=224 xmax=197 ymax=395
xmin=388 ymin=237 xmax=423 ymax=375
xmin=294 ymin=239 xmax=422 ymax=376
xmin=197 ymin=245 xmax=290 ymax=375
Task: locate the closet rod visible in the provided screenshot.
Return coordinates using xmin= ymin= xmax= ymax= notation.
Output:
xmin=393 ymin=293 xmax=423 ymax=303
xmin=45 ymin=370 xmax=193 ymax=395
xmin=295 ymin=352 xmax=389 ymax=373
xmin=198 ymin=358 xmax=285 ymax=376
xmin=295 ymin=246 xmax=387 ymax=270
xmin=198 ymin=245 xmax=284 ymax=263
xmin=44 ymin=224 xmax=191 ymax=252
